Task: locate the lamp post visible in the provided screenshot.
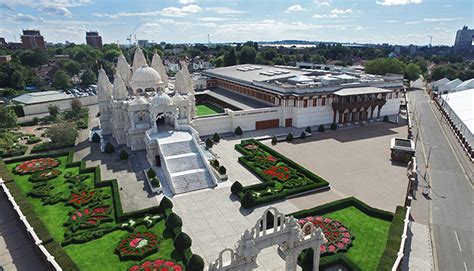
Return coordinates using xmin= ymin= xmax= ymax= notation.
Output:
xmin=424 ymin=144 xmax=437 ymax=180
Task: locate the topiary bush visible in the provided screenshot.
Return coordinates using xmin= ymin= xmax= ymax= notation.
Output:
xmin=218 ymin=165 xmax=227 ymax=175
xmin=286 ymin=132 xmax=294 ymax=142
xmin=318 ymin=124 xmax=325 ymax=132
xmin=231 ymin=181 xmax=243 ymax=195
xmin=383 ymin=115 xmax=389 ymax=122
xmin=26 ymin=136 xmax=41 ymax=144
xmin=187 ymin=254 xmax=205 ymax=271
xmin=271 ymin=136 xmax=277 ymax=145
xmin=159 ymin=196 xmax=173 ymax=212
xmin=305 ymin=126 xmax=312 ymax=133
xmin=174 ymin=232 xmax=192 ymax=252
xmin=212 ymin=132 xmax=220 ymax=143
xmin=331 ymin=123 xmax=337 ymax=131
xmin=234 ymin=126 xmax=243 ymax=136
xmin=300 ymin=131 xmax=306 ymax=139
xmin=205 ymin=138 xmax=213 ymax=149
xmin=91 ymin=133 xmax=100 ymax=143
xmin=147 ymin=168 xmax=156 ymax=179
xmin=119 ymin=150 xmax=129 ymax=160
xmin=104 ymin=142 xmax=115 ymax=154
xmin=241 ymin=191 xmax=256 ymax=209
xmin=165 ymin=212 xmax=183 ymax=230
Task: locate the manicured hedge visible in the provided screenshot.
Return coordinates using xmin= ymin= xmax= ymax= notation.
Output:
xmin=44 ymin=241 xmax=80 ymax=271
xmin=377 ymin=206 xmax=407 ymax=271
xmin=31 ymin=142 xmax=75 ymax=154
xmin=0 ymin=145 xmax=27 ymax=158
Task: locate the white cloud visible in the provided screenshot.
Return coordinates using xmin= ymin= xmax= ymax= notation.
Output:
xmin=162 ymin=4 xmax=202 ymax=17
xmin=178 ymin=0 xmax=197 ymax=4
xmin=330 ymin=8 xmax=352 ymax=14
xmin=205 ymin=7 xmax=244 ymax=14
xmin=94 ymin=5 xmax=202 ymax=19
xmin=0 ymin=0 xmax=92 ymax=17
xmin=376 ymin=0 xmax=422 ymax=6
xmin=285 ymin=5 xmax=305 ymax=13
xmin=313 ymin=0 xmax=331 ymax=6
xmin=313 ymin=14 xmax=338 ymax=18
xmin=405 ymin=21 xmax=421 ymax=24
xmin=385 ymin=20 xmax=399 ymax=23
xmin=14 ymin=13 xmax=43 ymax=22
xmin=353 ymin=26 xmax=364 ymax=31
xmin=423 ymin=17 xmax=462 ymax=22
xmin=197 ymin=17 xmax=228 ymax=22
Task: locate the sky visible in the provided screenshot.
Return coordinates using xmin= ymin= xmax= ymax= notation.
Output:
xmin=0 ymin=0 xmax=472 ymax=46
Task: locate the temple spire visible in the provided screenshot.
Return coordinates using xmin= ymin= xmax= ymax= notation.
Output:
xmin=116 ymin=53 xmax=132 ymax=87
xmin=151 ymin=52 xmax=168 ymax=86
xmin=97 ymin=68 xmax=112 ymax=101
xmin=132 ymin=46 xmax=147 ymax=72
xmin=112 ymin=73 xmax=128 ymax=100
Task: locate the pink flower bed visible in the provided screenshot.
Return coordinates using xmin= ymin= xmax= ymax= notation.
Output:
xmin=128 ymin=259 xmax=183 ymax=271
xmin=14 ymin=158 xmax=60 ymax=175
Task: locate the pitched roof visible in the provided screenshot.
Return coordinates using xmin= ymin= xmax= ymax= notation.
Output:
xmin=12 ymin=91 xmax=72 ymax=105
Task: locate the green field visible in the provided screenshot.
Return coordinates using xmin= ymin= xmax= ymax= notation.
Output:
xmin=322 ymin=206 xmax=391 ymax=270
xmin=196 ymin=104 xmax=224 ymax=116
xmin=5 ymin=156 xmax=183 ymax=271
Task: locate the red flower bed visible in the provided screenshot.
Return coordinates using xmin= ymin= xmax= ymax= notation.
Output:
xmin=298 ymin=216 xmax=354 ymax=255
xmin=117 ymin=232 xmax=160 ymax=261
xmin=263 ymin=165 xmax=290 ymax=181
xmin=29 ymin=169 xmax=61 ymax=182
xmin=14 ymin=158 xmax=60 ymax=175
xmin=69 ymin=190 xmax=96 ymax=207
xmin=128 ymin=259 xmax=183 ymax=271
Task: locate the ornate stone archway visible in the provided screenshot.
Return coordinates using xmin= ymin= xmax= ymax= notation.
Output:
xmin=209 ymin=207 xmax=325 ymax=271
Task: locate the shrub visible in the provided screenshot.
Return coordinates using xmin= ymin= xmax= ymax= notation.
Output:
xmin=150 ymin=178 xmax=160 ymax=188
xmin=174 ymin=232 xmax=192 ymax=252
xmin=119 ymin=150 xmax=129 ymax=160
xmin=211 ymin=159 xmax=219 ymax=168
xmin=165 ymin=213 xmax=183 ymax=230
xmin=331 ymin=123 xmax=337 ymax=131
xmin=91 ymin=133 xmax=101 ymax=143
xmin=318 ymin=124 xmax=325 ymax=132
xmin=187 ymin=254 xmax=205 ymax=271
xmin=241 ymin=191 xmax=256 ymax=209
xmin=383 ymin=115 xmax=389 ymax=122
xmin=286 ymin=132 xmax=294 ymax=142
xmin=147 ymin=168 xmax=157 ymax=179
xmin=271 ymin=136 xmax=277 ymax=145
xmin=212 ymin=132 xmax=220 ymax=143
xmin=159 ymin=197 xmax=173 ymax=212
xmin=218 ymin=165 xmax=227 ymax=175
xmin=231 ymin=181 xmax=243 ymax=195
xmin=300 ymin=131 xmax=306 ymax=139
xmin=26 ymin=136 xmax=41 ymax=144
xmin=301 ymin=248 xmax=314 ymax=271
xmin=305 ymin=126 xmax=312 ymax=133
xmin=104 ymin=142 xmax=115 ymax=154
xmin=205 ymin=138 xmax=213 ymax=149
xmin=234 ymin=126 xmax=243 ymax=136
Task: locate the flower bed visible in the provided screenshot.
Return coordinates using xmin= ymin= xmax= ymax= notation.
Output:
xmin=128 ymin=259 xmax=183 ymax=271
xmin=29 ymin=169 xmax=61 ymax=182
xmin=233 ymin=139 xmax=329 ymax=208
xmin=115 ymin=231 xmax=160 ymax=260
xmin=297 ymin=216 xmax=354 ymax=255
xmin=14 ymin=158 xmax=60 ymax=175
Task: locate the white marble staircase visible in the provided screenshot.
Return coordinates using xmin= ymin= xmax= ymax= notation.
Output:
xmin=156 ymin=131 xmax=215 ymax=194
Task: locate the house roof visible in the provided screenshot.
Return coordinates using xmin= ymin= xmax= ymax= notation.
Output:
xmin=334 ymin=86 xmax=393 ymax=96
xmin=454 ymin=78 xmax=474 ymax=91
xmin=441 ymin=89 xmax=474 ymax=135
xmin=12 ymin=91 xmax=73 ymax=105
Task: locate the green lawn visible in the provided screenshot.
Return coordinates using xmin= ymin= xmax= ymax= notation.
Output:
xmin=196 ymin=104 xmax=223 ymax=116
xmin=6 ymin=156 xmax=182 ymax=270
xmin=323 ymin=206 xmax=391 ymax=270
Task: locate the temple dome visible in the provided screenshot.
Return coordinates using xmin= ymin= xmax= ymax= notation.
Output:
xmin=151 ymin=91 xmax=172 ymax=107
xmin=130 ymin=64 xmax=163 ymax=91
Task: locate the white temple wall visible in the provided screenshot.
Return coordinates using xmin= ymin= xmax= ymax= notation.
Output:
xmin=380 ymin=97 xmax=401 ymax=117
xmin=292 ymin=105 xmax=334 ymax=128
xmin=21 ymin=95 xmax=98 ymax=116
xmin=193 ymin=115 xmax=232 ymax=136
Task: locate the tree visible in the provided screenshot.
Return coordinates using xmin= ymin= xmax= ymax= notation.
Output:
xmin=0 ymin=106 xmax=17 ymax=128
xmin=239 ymin=46 xmax=257 ymax=64
xmin=104 ymin=142 xmax=115 ymax=153
xmin=119 ymin=150 xmax=129 ymax=160
xmin=205 ymin=137 xmax=213 ymax=149
xmin=218 ymin=165 xmax=227 ymax=175
xmin=365 ymin=58 xmax=406 ymax=75
xmin=47 ymin=104 xmax=60 ymax=120
xmin=174 ymin=232 xmax=192 ymax=252
xmin=159 ymin=196 xmax=173 ymax=211
xmin=212 ymin=132 xmax=220 ymax=143
xmin=305 ymin=127 xmax=312 ymax=133
xmin=81 ymin=69 xmax=96 ymax=87
xmin=234 ymin=126 xmax=243 ymax=136
xmin=91 ymin=132 xmax=101 ymax=143
xmin=404 ymin=63 xmax=421 ymax=86
xmin=241 ymin=191 xmax=255 ymax=209
xmin=271 ymin=136 xmax=278 ymax=145
xmin=64 ymin=60 xmax=81 ymax=76
xmin=286 ymin=132 xmax=294 ymax=142
xmin=53 ymin=70 xmax=71 ymax=90
xmin=47 ymin=121 xmax=77 ymax=145
xmin=330 ymin=123 xmax=338 ymax=131
xmin=187 ymin=254 xmax=205 ymax=271
xmin=165 ymin=213 xmax=183 ymax=230
xmin=147 ymin=168 xmax=157 ymax=179
xmin=19 ymin=49 xmax=49 ymax=67
xmin=231 ymin=181 xmax=243 ymax=195
xmin=70 ymin=99 xmax=82 ymax=114
xmin=300 ymin=131 xmax=306 ymax=139
xmin=224 ymin=47 xmax=237 ymax=66
xmin=318 ymin=124 xmax=325 ymax=132
xmin=104 ymin=49 xmax=120 ymax=62
xmin=431 ymin=65 xmax=457 ymax=81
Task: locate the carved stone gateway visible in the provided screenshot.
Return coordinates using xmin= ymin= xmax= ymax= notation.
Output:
xmin=208 ymin=207 xmax=326 ymax=271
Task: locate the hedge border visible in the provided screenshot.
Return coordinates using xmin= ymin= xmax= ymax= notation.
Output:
xmin=0 ymin=150 xmax=198 ymax=270
xmin=233 ymin=139 xmax=330 ymax=208
xmin=287 ymin=197 xmax=406 ymax=270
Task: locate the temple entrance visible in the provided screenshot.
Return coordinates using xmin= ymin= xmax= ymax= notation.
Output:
xmin=155 ymin=113 xmax=174 ymax=132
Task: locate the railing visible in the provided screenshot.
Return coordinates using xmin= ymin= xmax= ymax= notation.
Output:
xmin=176 ymin=124 xmax=218 ymax=187
xmin=0 ymin=178 xmax=62 ymax=271
xmin=392 ymin=206 xmax=411 ymax=270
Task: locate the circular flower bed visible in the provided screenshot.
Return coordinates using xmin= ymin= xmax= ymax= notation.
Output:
xmin=14 ymin=158 xmax=60 ymax=175
xmin=298 ymin=216 xmax=354 ymax=255
xmin=29 ymin=169 xmax=61 ymax=182
xmin=129 ymin=259 xmax=183 ymax=271
xmin=116 ymin=232 xmax=160 ymax=261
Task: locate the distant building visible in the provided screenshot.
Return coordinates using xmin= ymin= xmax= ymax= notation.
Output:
xmin=454 ymin=26 xmax=474 ymax=54
xmin=137 ymin=40 xmax=149 ymax=48
xmin=21 ymin=29 xmax=45 ymax=49
xmin=7 ymin=42 xmax=23 ymax=50
xmin=409 ymin=44 xmax=417 ymax=55
xmin=0 ymin=55 xmax=11 ymax=64
xmin=86 ymin=31 xmax=103 ymax=49
xmin=0 ymin=37 xmax=6 ymax=46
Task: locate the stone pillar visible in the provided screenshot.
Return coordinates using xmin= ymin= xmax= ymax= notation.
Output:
xmin=285 ymin=251 xmax=298 ymax=271
xmin=377 ymin=105 xmax=383 ymax=118
xmin=332 ymin=109 xmax=337 ymax=123
xmin=338 ymin=109 xmax=344 ymax=123
xmin=313 ymin=245 xmax=321 ymax=271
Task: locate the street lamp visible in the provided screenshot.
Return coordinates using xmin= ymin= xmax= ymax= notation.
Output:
xmin=424 ymin=144 xmax=437 ymax=180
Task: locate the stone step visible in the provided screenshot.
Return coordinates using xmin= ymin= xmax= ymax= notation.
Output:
xmin=166 ymin=153 xmax=204 ymax=173
xmin=160 ymin=139 xmax=197 ymax=157
xmin=170 ymin=168 xmax=206 ymax=177
xmin=172 ymin=170 xmax=214 ymax=194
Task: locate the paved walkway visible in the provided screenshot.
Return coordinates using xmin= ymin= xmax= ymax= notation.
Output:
xmin=402 ymin=221 xmax=434 ymax=271
xmin=0 ymin=192 xmax=47 ymax=271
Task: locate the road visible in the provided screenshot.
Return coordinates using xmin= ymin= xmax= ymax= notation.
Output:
xmin=409 ymin=89 xmax=473 ymax=271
